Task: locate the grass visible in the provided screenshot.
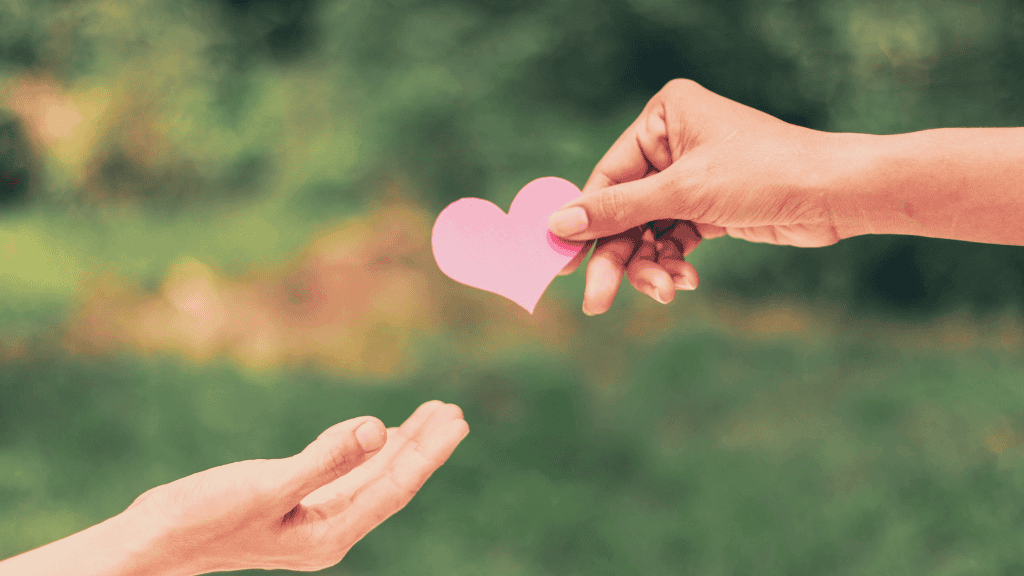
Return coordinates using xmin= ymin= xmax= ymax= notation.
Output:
xmin=1 ymin=184 xmax=1021 ymax=575
xmin=5 ymin=0 xmax=1024 ymax=572
xmin=3 ymin=296 xmax=1024 ymax=575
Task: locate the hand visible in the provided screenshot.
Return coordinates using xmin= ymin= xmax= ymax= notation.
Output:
xmin=124 ymin=400 xmax=469 ymax=575
xmin=548 ymin=78 xmax=841 ymax=315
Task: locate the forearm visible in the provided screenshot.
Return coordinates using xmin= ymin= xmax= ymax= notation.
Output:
xmin=827 ymin=127 xmax=1024 ymax=244
xmin=0 ymin=511 xmax=190 ymax=576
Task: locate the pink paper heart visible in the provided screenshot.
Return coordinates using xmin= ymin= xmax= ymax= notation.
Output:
xmin=431 ymin=177 xmax=586 ymax=314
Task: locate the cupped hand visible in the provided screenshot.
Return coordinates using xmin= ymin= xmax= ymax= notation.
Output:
xmin=123 ymin=400 xmax=469 ymax=575
xmin=548 ymin=78 xmax=842 ymax=315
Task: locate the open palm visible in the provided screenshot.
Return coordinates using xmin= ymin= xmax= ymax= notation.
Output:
xmin=126 ymin=400 xmax=469 ymax=575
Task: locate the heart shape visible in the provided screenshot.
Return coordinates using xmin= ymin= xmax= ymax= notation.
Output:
xmin=431 ymin=177 xmax=586 ymax=314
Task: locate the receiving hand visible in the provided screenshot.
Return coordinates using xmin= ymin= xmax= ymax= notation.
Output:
xmin=124 ymin=400 xmax=469 ymax=575
xmin=548 ymin=78 xmax=842 ymax=314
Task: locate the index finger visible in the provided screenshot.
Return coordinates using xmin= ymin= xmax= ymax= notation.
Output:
xmin=298 ymin=401 xmax=461 ymax=507
xmin=559 ymin=130 xmax=659 ymax=278
xmin=337 ymin=417 xmax=470 ymax=539
xmin=581 ymin=118 xmax=650 ymax=195
xmin=581 ymin=97 xmax=673 ymax=195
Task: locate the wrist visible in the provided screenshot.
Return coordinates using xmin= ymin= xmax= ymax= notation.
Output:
xmin=819 ymin=131 xmax=895 ymax=240
xmin=110 ymin=506 xmax=201 ymax=576
xmin=0 ymin=509 xmax=194 ymax=576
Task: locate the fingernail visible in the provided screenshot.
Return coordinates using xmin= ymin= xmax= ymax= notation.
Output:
xmin=549 ymin=207 xmax=589 ymax=237
xmin=654 ymin=288 xmax=670 ymax=304
xmin=640 ymin=283 xmax=667 ymax=304
xmin=675 ymin=277 xmax=696 ymax=290
xmin=582 ymin=303 xmax=596 ymax=316
xmin=356 ymin=420 xmax=386 ymax=452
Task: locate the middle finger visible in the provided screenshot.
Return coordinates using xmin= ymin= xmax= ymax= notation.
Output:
xmin=582 ymin=227 xmax=645 ymax=315
xmin=625 ymin=228 xmax=675 ymax=304
xmin=302 ymin=402 xmax=463 ymax=503
xmin=364 ymin=403 xmax=464 ymax=478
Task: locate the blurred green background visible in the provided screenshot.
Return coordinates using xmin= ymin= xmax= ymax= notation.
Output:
xmin=3 ymin=0 xmax=1024 ymax=574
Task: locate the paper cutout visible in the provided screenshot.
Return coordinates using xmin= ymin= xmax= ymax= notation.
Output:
xmin=431 ymin=177 xmax=586 ymax=314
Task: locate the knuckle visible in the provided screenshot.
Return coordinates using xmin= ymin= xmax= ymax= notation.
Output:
xmin=386 ymin=468 xmax=420 ymax=502
xmin=322 ymin=446 xmax=353 ymax=480
xmin=596 ymin=237 xmax=635 ymax=269
xmin=311 ymin=547 xmax=343 ymax=571
xmin=664 ymin=78 xmax=699 ymax=95
xmin=597 ymin=186 xmax=626 ymax=224
xmin=294 ymin=552 xmax=333 ymax=572
xmin=129 ymin=487 xmax=158 ymax=510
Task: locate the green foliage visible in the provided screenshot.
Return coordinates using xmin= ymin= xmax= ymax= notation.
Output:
xmin=3 ymin=327 xmax=1024 ymax=574
xmin=4 ymin=0 xmax=1024 ymax=574
xmin=4 ymin=0 xmax=1024 ymax=316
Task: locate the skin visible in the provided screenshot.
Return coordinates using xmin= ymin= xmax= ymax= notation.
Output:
xmin=549 ymin=78 xmax=1024 ymax=314
xmin=7 ymin=78 xmax=1024 ymax=575
xmin=0 ymin=400 xmax=469 ymax=576
xmin=550 ymin=78 xmax=841 ymax=315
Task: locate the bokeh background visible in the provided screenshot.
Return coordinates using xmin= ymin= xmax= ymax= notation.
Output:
xmin=3 ymin=0 xmax=1024 ymax=574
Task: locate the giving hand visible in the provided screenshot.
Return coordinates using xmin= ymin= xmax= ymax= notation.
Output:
xmin=549 ymin=78 xmax=841 ymax=314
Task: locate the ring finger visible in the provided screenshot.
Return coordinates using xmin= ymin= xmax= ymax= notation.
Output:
xmin=626 ymin=227 xmax=675 ymax=304
xmin=656 ymin=221 xmax=700 ymax=290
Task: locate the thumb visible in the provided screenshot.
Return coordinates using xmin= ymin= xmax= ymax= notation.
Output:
xmin=280 ymin=416 xmax=388 ymax=501
xmin=548 ymin=170 xmax=677 ymax=241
